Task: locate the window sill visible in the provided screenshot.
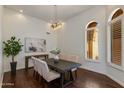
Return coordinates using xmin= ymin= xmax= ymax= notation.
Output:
xmin=107 ymin=62 xmax=124 ymax=71
xmin=85 ymin=58 xmax=99 ymax=63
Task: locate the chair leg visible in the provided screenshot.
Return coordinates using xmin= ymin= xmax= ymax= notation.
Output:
xmin=33 ymin=70 xmax=35 ymax=77
xmin=40 ymin=76 xmax=42 ymax=82
xmin=42 ymin=79 xmax=45 ymax=88
xmin=35 ymin=72 xmax=39 ymax=80
xmin=43 ymin=80 xmax=48 ymax=88
xmin=75 ymin=70 xmax=77 ymax=79
xmin=65 ymin=72 xmax=70 ymax=81
xmin=40 ymin=77 xmax=48 ymax=88
xmin=40 ymin=76 xmax=45 ymax=88
xmin=74 ymin=68 xmax=78 ymax=80
xmin=37 ymin=74 xmax=39 ymax=81
xmin=68 ymin=71 xmax=71 ymax=80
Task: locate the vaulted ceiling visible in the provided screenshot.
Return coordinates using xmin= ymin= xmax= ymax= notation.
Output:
xmin=5 ymin=5 xmax=93 ymax=22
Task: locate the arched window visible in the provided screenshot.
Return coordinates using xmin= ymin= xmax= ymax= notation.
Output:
xmin=85 ymin=21 xmax=99 ymax=61
xmin=108 ymin=8 xmax=123 ymax=68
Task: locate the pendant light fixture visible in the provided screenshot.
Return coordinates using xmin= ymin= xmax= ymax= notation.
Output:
xmin=50 ymin=5 xmax=64 ymax=31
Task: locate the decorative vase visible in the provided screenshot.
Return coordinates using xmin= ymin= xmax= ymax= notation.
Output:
xmin=54 ymin=55 xmax=59 ymax=60
xmin=54 ymin=55 xmax=59 ymax=63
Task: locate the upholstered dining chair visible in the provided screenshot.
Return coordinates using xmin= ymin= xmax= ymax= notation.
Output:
xmin=30 ymin=57 xmax=38 ymax=77
xmin=59 ymin=54 xmax=79 ymax=79
xmin=34 ymin=58 xmax=60 ymax=87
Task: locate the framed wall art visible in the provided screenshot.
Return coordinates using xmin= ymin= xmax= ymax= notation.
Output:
xmin=25 ymin=37 xmax=46 ymax=53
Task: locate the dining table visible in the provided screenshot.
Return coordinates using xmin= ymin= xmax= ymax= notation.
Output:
xmin=45 ymin=58 xmax=81 ymax=88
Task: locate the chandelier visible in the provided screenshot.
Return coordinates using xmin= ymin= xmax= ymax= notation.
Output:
xmin=50 ymin=5 xmax=64 ymax=31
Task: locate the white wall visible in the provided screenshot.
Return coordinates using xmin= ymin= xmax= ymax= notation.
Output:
xmin=3 ymin=8 xmax=57 ymax=72
xmin=0 ymin=6 xmax=3 ymax=87
xmin=57 ymin=6 xmax=107 ymax=74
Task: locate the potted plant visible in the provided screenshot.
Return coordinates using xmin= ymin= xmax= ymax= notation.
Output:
xmin=3 ymin=36 xmax=23 ymax=75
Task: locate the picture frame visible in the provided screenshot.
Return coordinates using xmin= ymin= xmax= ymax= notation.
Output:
xmin=25 ymin=37 xmax=46 ymax=53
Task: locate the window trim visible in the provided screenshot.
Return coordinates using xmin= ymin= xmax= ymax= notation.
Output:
xmin=85 ymin=27 xmax=99 ymax=62
xmin=108 ymin=15 xmax=123 ymax=24
xmin=85 ymin=58 xmax=100 ymax=63
xmin=107 ymin=13 xmax=124 ymax=71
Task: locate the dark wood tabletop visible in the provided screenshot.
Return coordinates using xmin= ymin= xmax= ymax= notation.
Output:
xmin=45 ymin=58 xmax=81 ymax=73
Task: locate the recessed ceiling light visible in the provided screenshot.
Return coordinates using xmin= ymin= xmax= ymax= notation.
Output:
xmin=19 ymin=10 xmax=23 ymax=13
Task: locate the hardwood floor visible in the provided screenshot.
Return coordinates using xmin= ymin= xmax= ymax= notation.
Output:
xmin=2 ymin=68 xmax=123 ymax=88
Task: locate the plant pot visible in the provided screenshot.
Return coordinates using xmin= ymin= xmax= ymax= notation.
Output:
xmin=10 ymin=62 xmax=17 ymax=75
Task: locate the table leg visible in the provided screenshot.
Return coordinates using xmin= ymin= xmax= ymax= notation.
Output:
xmin=70 ymin=71 xmax=74 ymax=81
xmin=25 ymin=57 xmax=28 ymax=71
xmin=45 ymin=55 xmax=49 ymax=59
xmin=60 ymin=73 xmax=64 ymax=88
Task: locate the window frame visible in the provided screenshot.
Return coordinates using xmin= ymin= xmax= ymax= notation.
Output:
xmin=85 ymin=26 xmax=99 ymax=62
xmin=107 ymin=14 xmax=124 ymax=70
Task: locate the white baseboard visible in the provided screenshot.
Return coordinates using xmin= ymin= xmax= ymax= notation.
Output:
xmin=106 ymin=74 xmax=124 ymax=87
xmin=4 ymin=65 xmax=33 ymax=73
xmin=79 ymin=66 xmax=106 ymax=75
xmin=0 ymin=73 xmax=3 ymax=88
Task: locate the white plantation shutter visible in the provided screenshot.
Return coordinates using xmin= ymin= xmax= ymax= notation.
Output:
xmin=111 ymin=18 xmax=122 ymax=66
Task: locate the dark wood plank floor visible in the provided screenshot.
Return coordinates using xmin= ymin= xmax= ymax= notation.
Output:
xmin=2 ymin=68 xmax=122 ymax=88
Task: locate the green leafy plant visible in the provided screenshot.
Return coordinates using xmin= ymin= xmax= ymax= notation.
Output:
xmin=3 ymin=36 xmax=23 ymax=62
xmin=50 ymin=48 xmax=61 ymax=55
